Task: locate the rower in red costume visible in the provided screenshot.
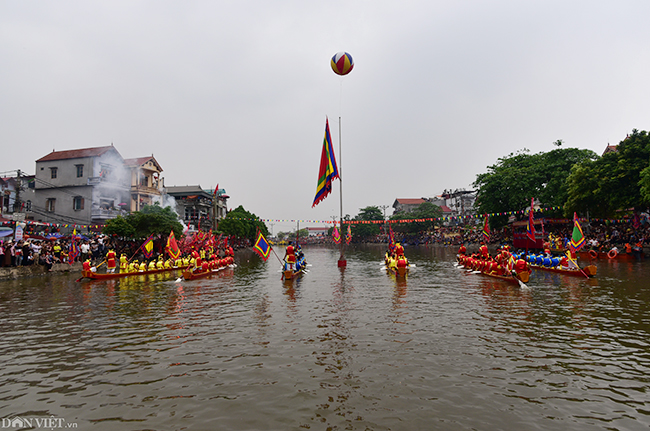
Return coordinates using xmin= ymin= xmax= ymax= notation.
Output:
xmin=106 ymin=249 xmax=117 ymax=273
xmin=284 ymin=242 xmax=296 ymax=271
xmin=479 ymin=242 xmax=489 ymax=259
xmin=458 ymin=244 xmax=466 ymax=255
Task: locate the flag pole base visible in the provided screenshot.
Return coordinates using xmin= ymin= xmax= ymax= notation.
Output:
xmin=337 ymin=259 xmax=347 ymax=267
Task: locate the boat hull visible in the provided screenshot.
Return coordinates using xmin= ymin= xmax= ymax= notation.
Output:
xmin=531 ymin=264 xmax=597 ymax=277
xmin=182 ymin=265 xmax=233 ymax=281
xmin=81 ymin=266 xmax=186 ymax=280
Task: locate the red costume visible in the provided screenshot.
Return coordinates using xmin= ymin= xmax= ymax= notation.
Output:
xmin=286 ymin=245 xmax=296 ymax=263
xmin=106 ymin=250 xmax=116 ymax=270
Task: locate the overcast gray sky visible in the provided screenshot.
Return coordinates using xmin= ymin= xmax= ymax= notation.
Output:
xmin=2 ymin=1 xmax=650 ymax=234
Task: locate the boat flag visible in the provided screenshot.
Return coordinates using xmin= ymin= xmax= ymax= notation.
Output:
xmin=569 ymin=212 xmax=586 ymax=251
xmin=388 ymin=225 xmax=396 ymax=252
xmin=345 ymin=224 xmax=352 ymax=244
xmin=526 ymin=198 xmax=536 ymax=242
xmin=482 ymin=214 xmax=490 ymax=242
xmin=332 ymin=225 xmax=341 ymax=244
xmin=166 ymin=230 xmax=181 ymax=260
xmin=253 ymin=230 xmax=271 ymax=261
xmin=141 ymin=234 xmax=155 ymax=259
xmin=312 ymin=117 xmax=340 ymax=207
xmin=69 ymin=237 xmax=79 ymax=264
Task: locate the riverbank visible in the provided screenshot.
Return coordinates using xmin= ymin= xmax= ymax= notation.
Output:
xmin=0 ymin=262 xmax=83 ymax=281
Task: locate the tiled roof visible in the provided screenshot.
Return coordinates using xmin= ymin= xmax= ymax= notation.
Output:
xmin=124 ymin=156 xmax=162 ymax=171
xmin=36 ymin=145 xmax=121 ymax=162
xmin=396 ymin=198 xmax=426 ymax=205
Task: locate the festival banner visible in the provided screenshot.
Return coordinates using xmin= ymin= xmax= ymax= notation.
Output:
xmin=332 ymin=226 xmax=341 ymax=244
xmin=253 ymin=230 xmax=271 ymax=261
xmin=482 ymin=214 xmax=490 ymax=242
xmin=526 ymin=198 xmax=536 ymax=242
xmin=141 ymin=234 xmax=155 ymax=259
xmin=312 ymin=117 xmax=340 ymax=207
xmin=569 ymin=212 xmax=586 ymax=251
xmin=166 ymin=230 xmax=181 ymax=259
xmin=345 ymin=224 xmax=352 ymax=244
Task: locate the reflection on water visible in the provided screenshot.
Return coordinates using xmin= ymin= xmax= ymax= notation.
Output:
xmin=0 ymin=245 xmax=649 ymax=430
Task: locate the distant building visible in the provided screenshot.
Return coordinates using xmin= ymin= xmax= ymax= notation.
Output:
xmin=306 ymin=226 xmax=329 ymax=237
xmin=206 ymin=187 xmax=230 ymax=228
xmin=165 ymin=185 xmax=214 ymax=232
xmin=602 ymin=144 xmax=618 ymax=156
xmin=124 ymin=156 xmax=164 ymax=212
xmin=31 ymin=145 xmax=130 ymax=226
xmin=392 ymin=198 xmax=427 ymax=214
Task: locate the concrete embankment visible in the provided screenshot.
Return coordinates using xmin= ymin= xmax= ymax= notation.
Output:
xmin=0 ymin=262 xmax=83 ymax=281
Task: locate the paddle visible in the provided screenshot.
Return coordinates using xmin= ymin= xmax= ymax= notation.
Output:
xmin=511 ymin=270 xmax=530 ymax=290
xmin=565 ymin=251 xmax=589 ymax=279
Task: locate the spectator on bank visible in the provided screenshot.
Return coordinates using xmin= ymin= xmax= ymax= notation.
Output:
xmin=44 ymin=252 xmax=54 ymax=272
xmin=31 ymin=241 xmax=42 ymax=265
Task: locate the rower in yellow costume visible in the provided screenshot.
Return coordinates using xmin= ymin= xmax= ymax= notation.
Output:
xmin=120 ymin=254 xmax=128 ymax=272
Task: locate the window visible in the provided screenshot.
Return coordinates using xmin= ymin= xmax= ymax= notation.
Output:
xmin=73 ymin=196 xmax=84 ymax=211
xmin=50 ymin=167 xmax=58 ymax=179
xmin=46 ymin=198 xmax=56 ymax=212
xmin=76 ymin=165 xmax=84 ymax=178
xmin=185 ymin=207 xmax=198 ymax=220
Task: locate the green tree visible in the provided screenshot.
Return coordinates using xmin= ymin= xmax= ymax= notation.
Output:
xmin=566 ymin=130 xmax=650 ymax=216
xmin=473 ymin=146 xmax=597 ymax=227
xmin=102 ymin=216 xmax=136 ymax=238
xmin=390 ymin=202 xmax=442 ymax=234
xmin=102 ymin=203 xmax=183 ymax=239
xmin=217 ymin=205 xmax=268 ymax=241
xmin=351 ymin=206 xmax=384 ymax=238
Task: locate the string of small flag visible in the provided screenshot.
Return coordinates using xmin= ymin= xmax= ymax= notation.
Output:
xmin=0 ymin=205 xmax=641 ymax=229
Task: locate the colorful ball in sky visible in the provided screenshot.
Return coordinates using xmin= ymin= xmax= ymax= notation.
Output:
xmin=331 ymin=52 xmax=354 ymax=76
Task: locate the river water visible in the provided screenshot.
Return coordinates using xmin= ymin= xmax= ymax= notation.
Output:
xmin=0 ymin=244 xmax=649 ymax=431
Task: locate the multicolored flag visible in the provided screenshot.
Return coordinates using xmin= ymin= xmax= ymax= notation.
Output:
xmin=332 ymin=226 xmax=341 ymax=244
xmin=388 ymin=225 xmax=396 ymax=252
xmin=68 ymin=239 xmax=79 ymax=265
xmin=345 ymin=224 xmax=352 ymax=244
xmin=569 ymin=212 xmax=586 ymax=251
xmin=526 ymin=198 xmax=536 ymax=242
xmin=312 ymin=117 xmax=340 ymax=207
xmin=253 ymin=230 xmax=271 ymax=261
xmin=482 ymin=214 xmax=490 ymax=242
xmin=141 ymin=234 xmax=155 ymax=259
xmin=166 ymin=230 xmax=181 ymax=259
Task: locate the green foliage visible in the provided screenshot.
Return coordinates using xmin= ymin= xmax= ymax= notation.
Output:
xmin=102 ymin=203 xmax=183 ymax=239
xmin=217 ymin=205 xmax=268 ymax=241
xmin=102 ymin=216 xmax=135 ymax=238
xmin=640 ymin=164 xmax=650 ymax=205
xmin=390 ymin=202 xmax=442 ymax=233
xmin=473 ymin=146 xmax=597 ymax=225
xmin=351 ymin=206 xmax=384 ymax=238
xmin=566 ymin=130 xmax=650 ymax=216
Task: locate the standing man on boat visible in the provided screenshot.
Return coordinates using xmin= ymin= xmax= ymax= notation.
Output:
xmin=106 ymin=248 xmax=117 ymax=273
xmin=284 ymin=242 xmax=296 ymax=271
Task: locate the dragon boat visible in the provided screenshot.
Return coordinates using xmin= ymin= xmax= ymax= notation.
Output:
xmin=521 ymin=253 xmax=597 ymax=277
xmin=81 ymin=265 xmax=188 ymax=280
xmin=182 ymin=264 xmax=234 ymax=281
xmin=456 ymin=254 xmax=530 ymax=287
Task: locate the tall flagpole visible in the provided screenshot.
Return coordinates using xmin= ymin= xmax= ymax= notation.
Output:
xmin=338 ymin=116 xmax=346 ymax=267
xmin=330 ymin=51 xmax=353 ymax=268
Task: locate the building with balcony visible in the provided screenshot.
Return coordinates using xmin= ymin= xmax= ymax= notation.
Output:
xmin=165 ymin=185 xmax=214 ymax=232
xmin=31 ymin=145 xmax=130 ymax=226
xmin=124 ymin=156 xmax=164 ymax=212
